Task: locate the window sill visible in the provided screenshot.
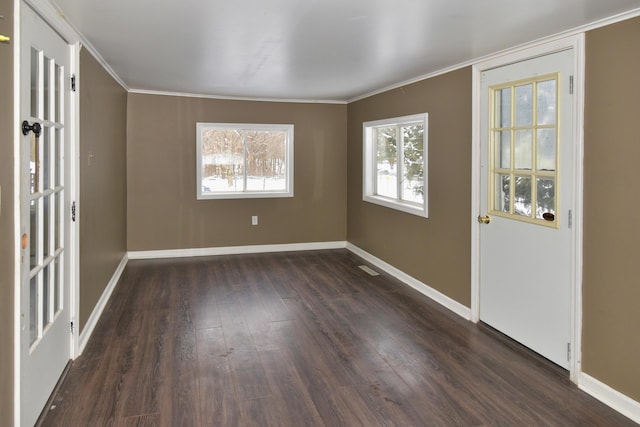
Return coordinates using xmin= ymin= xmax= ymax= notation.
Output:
xmin=363 ymin=194 xmax=428 ymax=218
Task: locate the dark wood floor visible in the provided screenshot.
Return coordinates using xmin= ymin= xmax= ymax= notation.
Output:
xmin=40 ymin=249 xmax=636 ymax=426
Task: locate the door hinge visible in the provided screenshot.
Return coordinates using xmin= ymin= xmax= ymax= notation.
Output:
xmin=71 ymin=201 xmax=76 ymax=222
xmin=70 ymin=321 xmax=74 ymax=334
xmin=71 ymin=74 xmax=76 ymax=92
xmin=568 ymin=209 xmax=572 ymax=229
xmin=567 ymin=342 xmax=571 ymax=361
xmin=569 ymin=75 xmax=574 ymax=95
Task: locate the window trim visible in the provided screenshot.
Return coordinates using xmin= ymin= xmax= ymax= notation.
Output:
xmin=196 ymin=122 xmax=294 ymax=200
xmin=362 ymin=113 xmax=428 ymax=218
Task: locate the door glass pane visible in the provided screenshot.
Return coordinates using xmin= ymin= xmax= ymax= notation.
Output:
xmin=494 ymin=88 xmax=511 ymax=128
xmin=30 ymin=200 xmax=39 ymax=270
xmin=515 ymin=84 xmax=533 ymax=127
xmin=55 ymin=64 xmax=62 ymax=123
xmin=54 ymin=256 xmax=62 ymax=312
xmin=30 ymin=275 xmax=38 ymax=346
xmin=54 ymin=191 xmax=61 ymax=250
xmin=495 ymin=131 xmax=510 ymax=168
xmin=537 ymin=79 xmax=556 ymax=126
xmin=494 ymin=173 xmax=510 ymax=213
xmin=43 ymin=265 xmax=51 ymax=328
xmin=514 ymin=130 xmax=532 ymax=170
xmin=514 ymin=176 xmax=532 ymax=217
xmin=30 ymin=48 xmax=39 ymax=118
xmin=401 ymin=124 xmax=424 ymax=204
xmin=43 ymin=128 xmax=50 ymax=190
xmin=375 ymin=127 xmax=397 ymax=199
xmin=55 ymin=128 xmax=62 ymax=186
xmin=43 ymin=56 xmax=51 ymax=121
xmin=537 ymin=129 xmax=556 ymax=171
xmin=30 ymin=134 xmax=39 ymax=194
xmin=43 ymin=195 xmax=51 ymax=258
xmin=536 ymin=178 xmax=555 ymax=219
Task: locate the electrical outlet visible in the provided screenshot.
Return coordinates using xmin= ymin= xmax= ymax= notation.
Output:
xmin=252 ymin=215 xmax=258 ymax=225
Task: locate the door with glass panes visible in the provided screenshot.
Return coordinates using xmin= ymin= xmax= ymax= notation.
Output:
xmin=20 ymin=4 xmax=73 ymax=426
xmin=478 ymin=49 xmax=574 ymax=368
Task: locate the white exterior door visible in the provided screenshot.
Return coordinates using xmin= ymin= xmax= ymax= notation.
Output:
xmin=479 ymin=49 xmax=575 ymax=369
xmin=20 ymin=4 xmax=73 ymax=426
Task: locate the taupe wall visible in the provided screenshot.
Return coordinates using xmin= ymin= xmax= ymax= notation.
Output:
xmin=0 ymin=0 xmax=14 ymax=423
xmin=347 ymin=68 xmax=472 ymax=306
xmin=583 ymin=16 xmax=640 ymax=402
xmin=346 ymin=17 xmax=640 ymax=403
xmin=126 ymin=94 xmax=347 ymax=251
xmin=79 ymin=49 xmax=128 ymax=331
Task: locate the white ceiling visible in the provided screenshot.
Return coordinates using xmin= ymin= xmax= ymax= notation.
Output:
xmin=51 ymin=0 xmax=640 ymax=102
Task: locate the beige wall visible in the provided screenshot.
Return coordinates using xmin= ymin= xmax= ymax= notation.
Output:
xmin=0 ymin=0 xmax=14 ymax=423
xmin=347 ymin=68 xmax=472 ymax=306
xmin=78 ymin=50 xmax=128 ymax=331
xmin=583 ymin=16 xmax=640 ymax=402
xmin=346 ymin=16 xmax=640 ymax=404
xmin=127 ymin=94 xmax=347 ymax=251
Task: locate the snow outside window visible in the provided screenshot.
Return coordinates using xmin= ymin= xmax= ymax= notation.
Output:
xmin=196 ymin=123 xmax=294 ymax=199
xmin=363 ymin=113 xmax=428 ymax=217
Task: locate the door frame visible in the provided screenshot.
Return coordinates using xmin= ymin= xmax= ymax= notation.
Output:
xmin=470 ymin=33 xmax=585 ymax=382
xmin=13 ymin=0 xmax=81 ymax=425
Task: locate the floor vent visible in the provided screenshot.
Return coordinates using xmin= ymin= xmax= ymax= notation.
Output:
xmin=358 ymin=265 xmax=380 ymax=276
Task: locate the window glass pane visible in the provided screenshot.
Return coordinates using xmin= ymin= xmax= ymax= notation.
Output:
xmin=536 ymin=178 xmax=555 ymax=220
xmin=31 ymin=48 xmax=39 ymax=118
xmin=537 ymin=129 xmax=556 ymax=171
xmin=201 ymin=129 xmax=244 ymax=193
xmin=245 ymin=130 xmax=287 ymax=191
xmin=375 ymin=127 xmax=397 ymax=199
xmin=537 ymin=79 xmax=556 ymax=126
xmin=515 ymin=84 xmax=533 ymax=127
xmin=30 ymin=276 xmax=38 ymax=345
xmin=494 ymin=173 xmax=510 ymax=213
xmin=494 ymin=130 xmax=510 ymax=169
xmin=401 ymin=124 xmax=424 ymax=203
xmin=514 ymin=130 xmax=532 ymax=170
xmin=514 ymin=176 xmax=532 ymax=217
xmin=494 ymin=88 xmax=511 ymax=128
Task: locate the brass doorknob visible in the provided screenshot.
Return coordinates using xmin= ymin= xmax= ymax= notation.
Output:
xmin=477 ymin=215 xmax=491 ymax=224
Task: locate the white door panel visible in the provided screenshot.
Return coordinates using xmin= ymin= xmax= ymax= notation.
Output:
xmin=20 ymin=4 xmax=72 ymax=426
xmin=479 ymin=49 xmax=574 ymax=368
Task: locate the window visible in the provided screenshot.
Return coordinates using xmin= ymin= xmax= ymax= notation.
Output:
xmin=196 ymin=122 xmax=294 ymax=199
xmin=489 ymin=75 xmax=558 ymax=227
xmin=363 ymin=113 xmax=428 ymax=217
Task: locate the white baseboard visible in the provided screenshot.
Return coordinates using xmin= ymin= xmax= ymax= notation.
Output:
xmin=128 ymin=241 xmax=347 ymax=260
xmin=76 ymin=254 xmax=128 ymax=356
xmin=579 ymin=373 xmax=640 ymax=424
xmin=346 ymin=243 xmax=471 ymax=320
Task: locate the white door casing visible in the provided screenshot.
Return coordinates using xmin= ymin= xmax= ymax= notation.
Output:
xmin=471 ymin=35 xmax=585 ymax=379
xmin=18 ymin=3 xmax=79 ymax=426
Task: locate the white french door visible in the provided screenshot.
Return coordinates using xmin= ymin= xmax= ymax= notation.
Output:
xmin=20 ymin=4 xmax=74 ymax=426
xmin=478 ymin=49 xmax=575 ymax=369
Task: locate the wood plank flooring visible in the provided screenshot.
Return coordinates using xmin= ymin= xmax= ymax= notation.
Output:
xmin=40 ymin=250 xmax=637 ymax=426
